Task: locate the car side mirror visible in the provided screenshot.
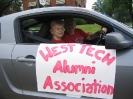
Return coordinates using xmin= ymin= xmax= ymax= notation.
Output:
xmin=105 ymin=32 xmax=133 ymax=49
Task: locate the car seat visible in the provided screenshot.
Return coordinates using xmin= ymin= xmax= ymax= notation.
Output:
xmin=37 ymin=22 xmax=51 ymax=38
xmin=34 ymin=22 xmax=52 ymax=43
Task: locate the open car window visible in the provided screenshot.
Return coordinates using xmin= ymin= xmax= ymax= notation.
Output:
xmin=22 ymin=19 xmax=42 ymax=35
xmin=75 ymin=18 xmax=102 ymax=33
xmin=19 ymin=12 xmax=115 ymax=45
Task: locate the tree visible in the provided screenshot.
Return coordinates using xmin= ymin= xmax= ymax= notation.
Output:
xmin=92 ymin=0 xmax=133 ymax=28
xmin=112 ymin=0 xmax=133 ymax=27
xmin=0 ymin=0 xmax=22 ymax=17
xmin=92 ymin=0 xmax=114 ymax=17
xmin=92 ymin=0 xmax=104 ymax=14
xmin=112 ymin=5 xmax=131 ymax=23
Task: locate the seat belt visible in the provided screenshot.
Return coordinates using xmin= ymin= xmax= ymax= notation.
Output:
xmin=24 ymin=33 xmax=54 ymax=43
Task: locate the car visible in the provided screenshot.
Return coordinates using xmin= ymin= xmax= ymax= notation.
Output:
xmin=0 ymin=6 xmax=133 ymax=99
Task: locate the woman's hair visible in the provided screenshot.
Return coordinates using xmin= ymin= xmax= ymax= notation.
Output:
xmin=50 ymin=20 xmax=64 ymax=28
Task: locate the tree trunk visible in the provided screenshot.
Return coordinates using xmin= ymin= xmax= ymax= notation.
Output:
xmin=127 ymin=0 xmax=133 ymax=28
xmin=0 ymin=3 xmax=10 ymax=17
xmin=0 ymin=0 xmax=13 ymax=17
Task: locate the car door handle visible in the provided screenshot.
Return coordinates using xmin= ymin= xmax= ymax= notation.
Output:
xmin=17 ymin=57 xmax=35 ymax=62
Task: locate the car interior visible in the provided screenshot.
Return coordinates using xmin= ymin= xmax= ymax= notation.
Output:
xmin=19 ymin=13 xmax=114 ymax=45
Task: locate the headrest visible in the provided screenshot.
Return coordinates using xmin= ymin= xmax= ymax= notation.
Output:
xmin=37 ymin=23 xmax=51 ymax=38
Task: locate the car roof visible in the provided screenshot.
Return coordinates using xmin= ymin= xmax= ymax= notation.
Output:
xmin=0 ymin=6 xmax=102 ymax=19
xmin=0 ymin=6 xmax=133 ymax=34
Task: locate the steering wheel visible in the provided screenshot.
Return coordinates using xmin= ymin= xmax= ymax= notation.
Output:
xmin=95 ymin=27 xmax=107 ymax=45
xmin=95 ymin=33 xmax=104 ymax=45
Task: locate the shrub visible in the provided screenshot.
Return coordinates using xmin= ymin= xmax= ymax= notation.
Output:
xmin=75 ymin=18 xmax=87 ymax=25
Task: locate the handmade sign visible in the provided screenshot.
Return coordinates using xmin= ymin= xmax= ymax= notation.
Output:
xmin=36 ymin=43 xmax=116 ymax=99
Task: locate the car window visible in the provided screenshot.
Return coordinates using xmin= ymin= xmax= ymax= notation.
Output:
xmin=21 ymin=17 xmax=52 ymax=43
xmin=22 ymin=19 xmax=42 ymax=35
xmin=22 ymin=19 xmax=34 ymax=25
xmin=75 ymin=18 xmax=102 ymax=33
xmin=19 ymin=13 xmax=114 ymax=45
xmin=26 ymin=23 xmax=42 ymax=35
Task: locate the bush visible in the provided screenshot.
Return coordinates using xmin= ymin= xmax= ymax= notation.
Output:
xmin=75 ymin=18 xmax=87 ymax=25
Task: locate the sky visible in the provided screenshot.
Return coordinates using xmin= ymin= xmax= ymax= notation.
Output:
xmin=86 ymin=0 xmax=97 ymax=10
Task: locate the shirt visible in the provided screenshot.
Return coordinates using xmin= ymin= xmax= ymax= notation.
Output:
xmin=51 ymin=38 xmax=65 ymax=43
xmin=62 ymin=28 xmax=90 ymax=43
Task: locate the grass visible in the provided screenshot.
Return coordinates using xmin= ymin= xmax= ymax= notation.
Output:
xmin=76 ymin=24 xmax=101 ymax=33
xmin=29 ymin=27 xmax=40 ymax=31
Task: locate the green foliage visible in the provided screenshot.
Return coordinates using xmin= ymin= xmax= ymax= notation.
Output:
xmin=124 ymin=22 xmax=132 ymax=26
xmin=0 ymin=0 xmax=22 ymax=16
xmin=11 ymin=0 xmax=22 ymax=12
xmin=75 ymin=18 xmax=87 ymax=25
xmin=22 ymin=19 xmax=36 ymax=26
xmin=92 ymin=0 xmax=114 ymax=17
xmin=92 ymin=0 xmax=133 ymax=27
xmin=112 ymin=0 xmax=133 ymax=23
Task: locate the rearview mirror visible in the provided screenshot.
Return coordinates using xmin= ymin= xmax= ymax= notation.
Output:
xmin=105 ymin=32 xmax=132 ymax=49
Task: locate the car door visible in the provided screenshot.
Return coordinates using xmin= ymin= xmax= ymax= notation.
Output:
xmin=10 ymin=40 xmax=133 ymax=99
xmin=12 ymin=17 xmax=70 ymax=99
xmin=0 ymin=44 xmax=24 ymax=99
xmin=11 ymin=44 xmax=42 ymax=99
xmin=13 ymin=43 xmax=107 ymax=99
